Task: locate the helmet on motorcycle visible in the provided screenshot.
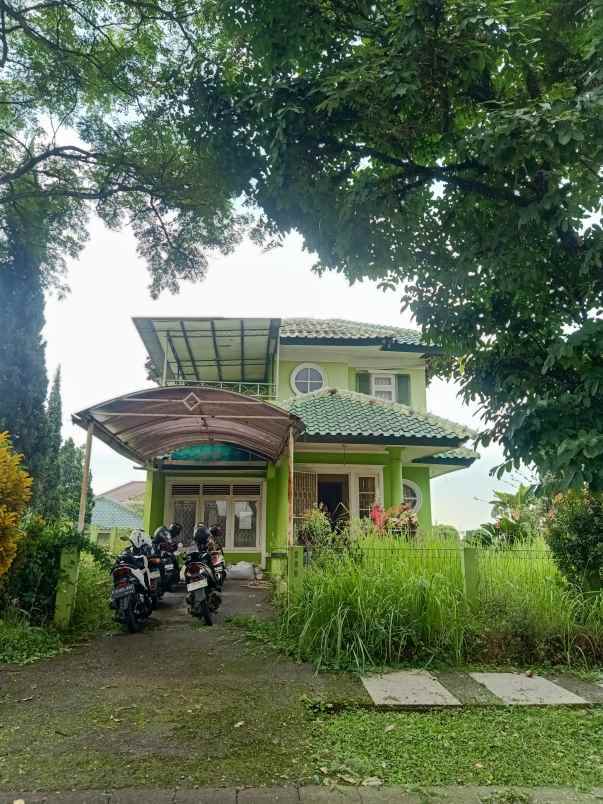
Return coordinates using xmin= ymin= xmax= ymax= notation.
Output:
xmin=129 ymin=529 xmax=147 ymax=550
xmin=153 ymin=525 xmax=170 ymax=545
xmin=168 ymin=522 xmax=182 ymax=539
xmin=193 ymin=524 xmax=211 ymax=549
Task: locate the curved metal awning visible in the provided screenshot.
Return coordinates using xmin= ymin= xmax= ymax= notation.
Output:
xmin=72 ymin=386 xmax=303 ymax=465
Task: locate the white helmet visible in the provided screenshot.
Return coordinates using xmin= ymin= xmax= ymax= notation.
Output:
xmin=129 ymin=529 xmax=146 ymax=549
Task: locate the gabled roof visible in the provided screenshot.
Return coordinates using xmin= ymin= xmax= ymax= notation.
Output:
xmin=91 ymin=496 xmax=143 ymax=529
xmin=279 ymin=389 xmax=473 ymax=446
xmin=101 ymin=480 xmax=146 ymax=503
xmin=281 ymin=318 xmax=437 ymax=353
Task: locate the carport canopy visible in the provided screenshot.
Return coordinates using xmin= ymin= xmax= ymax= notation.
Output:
xmin=72 ymin=385 xmax=303 ymax=465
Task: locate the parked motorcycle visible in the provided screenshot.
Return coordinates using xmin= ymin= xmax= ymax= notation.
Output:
xmin=110 ymin=530 xmax=154 ymax=632
xmin=209 ymin=527 xmax=227 ymax=590
xmin=185 ymin=526 xmax=222 ymax=625
xmin=152 ymin=525 xmax=180 ymax=593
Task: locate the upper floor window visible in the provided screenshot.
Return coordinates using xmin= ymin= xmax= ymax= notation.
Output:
xmin=371 ymin=373 xmax=395 ymax=401
xmin=357 ymin=372 xmax=411 ymax=405
xmin=291 ymin=363 xmax=325 ymax=394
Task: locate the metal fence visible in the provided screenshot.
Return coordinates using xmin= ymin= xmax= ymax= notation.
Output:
xmin=291 ymin=543 xmax=561 ymax=605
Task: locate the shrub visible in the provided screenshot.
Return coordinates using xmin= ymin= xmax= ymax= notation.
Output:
xmin=0 ymin=515 xmax=112 ymax=624
xmin=432 ymin=524 xmax=460 ymax=541
xmin=70 ymin=557 xmax=114 ymax=635
xmin=545 ymin=487 xmax=603 ymax=591
xmin=0 ymin=432 xmax=32 ymax=577
xmin=370 ymin=503 xmax=418 ymax=536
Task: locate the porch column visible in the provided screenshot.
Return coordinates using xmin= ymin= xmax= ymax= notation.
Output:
xmin=387 ymin=447 xmax=403 ymax=508
xmin=143 ymin=469 xmax=165 ymax=534
xmin=271 ymin=454 xmax=289 ymax=583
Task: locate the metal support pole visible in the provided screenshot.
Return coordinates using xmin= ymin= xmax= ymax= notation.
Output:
xmin=55 ymin=420 xmax=94 ymax=630
xmin=77 ymin=421 xmax=94 ymax=533
xmin=287 ymin=427 xmax=294 ymax=546
xmin=162 ymin=337 xmax=168 ymax=386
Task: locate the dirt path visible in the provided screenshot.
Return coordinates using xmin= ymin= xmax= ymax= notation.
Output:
xmin=0 ymin=582 xmax=366 ymax=792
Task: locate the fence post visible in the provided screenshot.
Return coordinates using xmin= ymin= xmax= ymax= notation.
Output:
xmin=53 ymin=546 xmax=80 ymax=629
xmin=461 ymin=545 xmax=480 ymax=607
xmin=287 ymin=545 xmax=304 ymax=595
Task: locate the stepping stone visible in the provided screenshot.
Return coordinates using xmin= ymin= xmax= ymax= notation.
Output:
xmin=469 ymin=672 xmax=587 ymax=705
xmin=361 ymin=670 xmax=461 ymax=707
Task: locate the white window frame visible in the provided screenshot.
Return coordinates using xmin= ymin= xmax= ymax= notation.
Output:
xmin=290 ymin=363 xmax=326 ymax=395
xmin=170 ymin=496 xmax=199 ymax=542
xmin=370 ymin=372 xmax=396 ymax=401
xmin=165 ymin=478 xmax=265 ymax=563
xmin=402 ymin=478 xmax=422 ymax=513
xmin=293 ymin=463 xmax=383 ymax=519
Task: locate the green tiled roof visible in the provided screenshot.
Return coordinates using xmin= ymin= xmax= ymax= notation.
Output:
xmin=414 ymin=447 xmax=479 ymax=465
xmin=280 ymin=390 xmax=474 ymax=446
xmin=281 ymin=318 xmax=436 ymax=351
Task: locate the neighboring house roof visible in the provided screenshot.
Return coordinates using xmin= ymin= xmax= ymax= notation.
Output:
xmin=91 ymin=496 xmax=143 ymax=529
xmin=280 ymin=318 xmax=437 ymax=352
xmin=280 ymin=389 xmax=474 ymax=446
xmin=413 ymin=447 xmax=479 ymax=466
xmin=101 ymin=480 xmax=146 ymax=503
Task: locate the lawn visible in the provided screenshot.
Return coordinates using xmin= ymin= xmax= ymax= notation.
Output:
xmin=1 ymin=615 xmax=602 ymax=791
xmin=312 ymin=708 xmax=603 ymax=788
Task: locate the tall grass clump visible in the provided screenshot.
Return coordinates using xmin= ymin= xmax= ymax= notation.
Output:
xmin=283 ymin=533 xmax=468 ymax=670
xmin=281 ymin=530 xmax=603 ymax=671
xmin=70 ymin=555 xmax=114 ymax=636
xmin=471 ymin=538 xmax=603 ymax=665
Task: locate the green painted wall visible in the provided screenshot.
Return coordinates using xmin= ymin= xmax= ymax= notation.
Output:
xmin=278 ymin=360 xmax=350 ymax=399
xmin=276 ymin=353 xmax=428 ymax=410
xmin=294 ymin=451 xmax=388 ymax=465
xmin=143 ymin=470 xmax=165 ymax=534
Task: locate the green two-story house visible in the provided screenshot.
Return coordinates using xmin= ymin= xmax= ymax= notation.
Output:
xmin=74 ymin=317 xmax=477 ymax=571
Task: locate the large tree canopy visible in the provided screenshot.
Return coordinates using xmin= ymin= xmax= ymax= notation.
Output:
xmin=177 ymin=0 xmax=603 ymax=489
xmin=0 ymin=0 xmax=248 ymax=295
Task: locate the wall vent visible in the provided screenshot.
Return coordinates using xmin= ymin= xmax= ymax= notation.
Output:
xmin=232 ymin=484 xmax=262 ymax=496
xmin=172 ymin=484 xmax=201 ymax=496
xmin=202 ymin=483 xmax=231 ymax=496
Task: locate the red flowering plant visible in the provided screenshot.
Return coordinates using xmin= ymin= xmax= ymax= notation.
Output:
xmin=370 ymin=502 xmax=418 ymax=538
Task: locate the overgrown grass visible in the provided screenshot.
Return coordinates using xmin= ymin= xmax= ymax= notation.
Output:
xmin=278 ymin=535 xmax=603 ymax=670
xmin=0 ymin=610 xmax=63 ymax=665
xmin=69 ymin=556 xmax=115 ymax=636
xmin=0 ymin=556 xmax=114 ymax=665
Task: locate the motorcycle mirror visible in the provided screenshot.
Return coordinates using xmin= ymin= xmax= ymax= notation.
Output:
xmin=120 ymin=536 xmax=129 ymax=542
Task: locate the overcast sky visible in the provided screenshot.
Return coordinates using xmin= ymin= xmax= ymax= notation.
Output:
xmin=44 ymin=216 xmax=514 ymax=530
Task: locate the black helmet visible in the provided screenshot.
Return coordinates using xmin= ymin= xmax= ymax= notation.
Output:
xmin=193 ymin=524 xmax=211 ymax=548
xmin=168 ymin=522 xmax=182 ymax=539
xmin=153 ymin=525 xmax=170 ymax=545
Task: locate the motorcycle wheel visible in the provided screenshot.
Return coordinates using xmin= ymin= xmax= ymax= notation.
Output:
xmin=196 ymin=593 xmax=213 ymax=626
xmin=125 ymin=596 xmax=143 ymax=633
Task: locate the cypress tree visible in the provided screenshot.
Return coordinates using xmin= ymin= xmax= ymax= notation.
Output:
xmin=59 ymin=438 xmax=94 ymax=525
xmin=40 ymin=366 xmax=63 ymax=520
xmin=0 ymin=214 xmax=48 ymax=489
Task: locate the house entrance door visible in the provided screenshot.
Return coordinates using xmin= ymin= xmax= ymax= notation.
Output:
xmin=317 ymin=474 xmax=349 ymax=527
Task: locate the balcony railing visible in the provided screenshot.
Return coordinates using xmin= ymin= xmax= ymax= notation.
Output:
xmin=163 ymin=379 xmax=277 ymax=399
